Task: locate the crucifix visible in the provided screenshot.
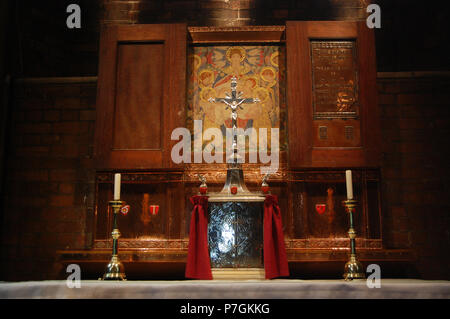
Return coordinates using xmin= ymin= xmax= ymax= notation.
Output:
xmin=209 ymin=76 xmax=260 ymax=165
xmin=208 ymin=76 xmax=262 ymax=198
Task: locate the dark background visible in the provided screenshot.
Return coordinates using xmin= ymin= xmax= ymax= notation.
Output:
xmin=2 ymin=0 xmax=450 ymax=77
xmin=0 ymin=0 xmax=449 ymax=280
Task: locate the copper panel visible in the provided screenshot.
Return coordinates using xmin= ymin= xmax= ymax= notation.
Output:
xmin=117 ymin=183 xmax=166 ymax=239
xmin=367 ymin=180 xmax=381 ymax=238
xmin=208 ymin=202 xmax=263 ymax=268
xmin=305 ymin=182 xmax=362 ymax=238
xmin=113 ymin=43 xmax=163 ymax=150
xmin=96 ymin=183 xmax=166 ymax=240
xmin=95 ymin=183 xmax=111 ymax=239
xmin=311 ymin=41 xmax=359 ymax=119
xmin=289 ymin=169 xmax=382 ymax=241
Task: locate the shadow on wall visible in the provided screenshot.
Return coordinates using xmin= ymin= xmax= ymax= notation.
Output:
xmin=8 ymin=0 xmax=101 ymax=77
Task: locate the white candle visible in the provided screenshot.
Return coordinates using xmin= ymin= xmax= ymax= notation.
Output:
xmin=345 ymin=170 xmax=353 ymax=200
xmin=114 ymin=173 xmax=121 ymax=200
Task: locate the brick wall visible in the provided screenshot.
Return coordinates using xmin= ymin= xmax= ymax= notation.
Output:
xmin=8 ymin=1 xmax=450 ymax=77
xmin=9 ymin=0 xmax=371 ymax=77
xmin=100 ymin=0 xmax=368 ymax=26
xmin=0 ymin=79 xmax=97 ymax=281
xmin=378 ymin=75 xmax=450 ymax=279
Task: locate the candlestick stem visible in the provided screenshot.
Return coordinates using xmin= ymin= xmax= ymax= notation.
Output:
xmin=343 ymin=199 xmax=365 ymax=281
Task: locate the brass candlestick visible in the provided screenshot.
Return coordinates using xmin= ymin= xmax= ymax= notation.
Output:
xmin=101 ymin=200 xmax=126 ymax=281
xmin=343 ymin=199 xmax=365 ymax=281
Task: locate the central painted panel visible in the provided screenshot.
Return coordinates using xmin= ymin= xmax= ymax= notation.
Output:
xmin=187 ymin=45 xmax=287 ymax=152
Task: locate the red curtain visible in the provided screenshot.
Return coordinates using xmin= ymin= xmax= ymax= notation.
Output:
xmin=185 ymin=195 xmax=213 ymax=280
xmin=264 ymin=194 xmax=290 ymax=279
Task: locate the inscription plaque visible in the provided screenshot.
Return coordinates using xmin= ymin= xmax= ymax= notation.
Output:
xmin=311 ymin=41 xmax=359 ymax=119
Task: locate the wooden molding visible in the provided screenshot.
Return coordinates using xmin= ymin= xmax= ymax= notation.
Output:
xmin=188 ymin=25 xmax=285 ymax=43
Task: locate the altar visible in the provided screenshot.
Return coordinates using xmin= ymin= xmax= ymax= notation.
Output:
xmin=55 ymin=21 xmax=416 ymax=281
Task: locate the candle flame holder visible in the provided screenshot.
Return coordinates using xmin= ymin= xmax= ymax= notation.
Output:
xmin=343 ymin=199 xmax=365 ymax=281
xmin=101 ymin=199 xmax=126 ymax=281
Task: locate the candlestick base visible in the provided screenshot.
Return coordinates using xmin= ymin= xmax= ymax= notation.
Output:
xmin=343 ymin=254 xmax=365 ymax=281
xmin=102 ymin=255 xmax=126 ymax=281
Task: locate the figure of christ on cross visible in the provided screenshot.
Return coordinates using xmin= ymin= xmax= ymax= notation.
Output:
xmin=209 ymin=76 xmax=260 ymax=164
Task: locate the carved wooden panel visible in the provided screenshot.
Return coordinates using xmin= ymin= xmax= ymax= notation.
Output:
xmin=113 ymin=43 xmax=164 ymax=150
xmin=286 ymin=21 xmax=381 ymax=168
xmin=94 ymin=24 xmax=187 ymax=169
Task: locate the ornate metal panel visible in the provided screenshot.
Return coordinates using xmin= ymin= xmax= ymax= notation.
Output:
xmin=208 ymin=202 xmax=263 ymax=268
xmin=311 ymin=41 xmax=359 ymax=119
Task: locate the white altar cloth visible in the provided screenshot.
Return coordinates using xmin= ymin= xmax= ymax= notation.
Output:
xmin=0 ymin=279 xmax=449 ymax=299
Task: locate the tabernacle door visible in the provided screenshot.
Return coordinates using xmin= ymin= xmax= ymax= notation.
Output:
xmin=286 ymin=21 xmax=381 ymax=168
xmin=94 ymin=24 xmax=187 ymax=169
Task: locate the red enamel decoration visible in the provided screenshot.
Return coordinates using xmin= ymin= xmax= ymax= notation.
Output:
xmin=230 ymin=186 xmax=237 ymax=194
xmin=149 ymin=205 xmax=159 ymax=215
xmin=315 ymin=204 xmax=326 ymax=215
xmin=199 ymin=186 xmax=207 ymax=194
xmin=120 ymin=205 xmax=130 ymax=215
